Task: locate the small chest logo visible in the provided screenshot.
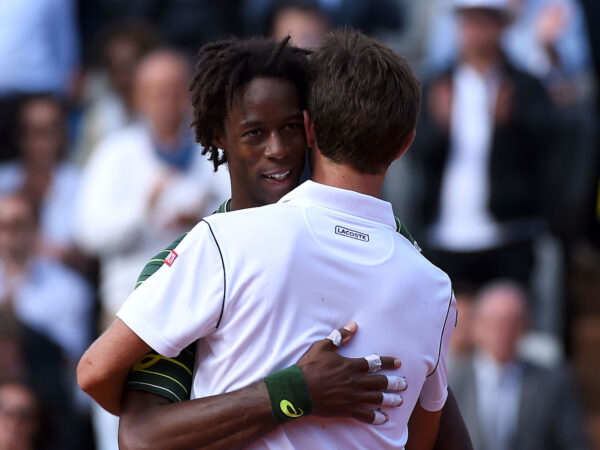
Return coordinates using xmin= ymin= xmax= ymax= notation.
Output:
xmin=164 ymin=250 xmax=178 ymax=267
xmin=335 ymin=226 xmax=369 ymax=242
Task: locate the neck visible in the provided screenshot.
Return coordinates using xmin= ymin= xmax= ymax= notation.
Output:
xmin=151 ymin=121 xmax=181 ymax=147
xmin=310 ymin=149 xmax=386 ymax=198
xmin=461 ymin=47 xmax=501 ymax=74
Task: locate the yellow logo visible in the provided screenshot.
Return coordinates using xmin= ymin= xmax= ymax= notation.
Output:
xmin=280 ymin=400 xmax=304 ymax=418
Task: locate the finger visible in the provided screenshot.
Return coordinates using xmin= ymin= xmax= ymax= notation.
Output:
xmin=326 ymin=329 xmax=343 ymax=347
xmin=372 ymin=408 xmax=388 ymax=425
xmin=357 ymin=375 xmax=408 ymax=392
xmin=364 ymin=354 xmax=382 ymax=373
xmin=379 ymin=356 xmax=401 ymax=370
xmin=326 ymin=322 xmax=357 ymax=348
xmin=381 ymin=392 xmax=403 ymax=407
xmin=386 ymin=375 xmax=407 ymax=391
xmin=347 ymin=407 xmax=389 ymax=425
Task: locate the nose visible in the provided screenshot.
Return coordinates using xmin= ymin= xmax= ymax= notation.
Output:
xmin=264 ymin=132 xmax=289 ymax=159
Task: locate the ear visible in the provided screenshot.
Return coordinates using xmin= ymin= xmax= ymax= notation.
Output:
xmin=303 ymin=110 xmax=316 ymax=148
xmin=394 ymin=128 xmax=416 ymax=161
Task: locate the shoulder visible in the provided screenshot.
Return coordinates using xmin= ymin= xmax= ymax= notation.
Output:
xmin=94 ymin=123 xmax=149 ymax=157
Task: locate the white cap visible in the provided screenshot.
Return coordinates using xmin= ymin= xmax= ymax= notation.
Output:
xmin=453 ymin=0 xmax=510 ymax=12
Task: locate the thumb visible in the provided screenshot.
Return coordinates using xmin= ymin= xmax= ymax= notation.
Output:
xmin=339 ymin=322 xmax=358 ymax=346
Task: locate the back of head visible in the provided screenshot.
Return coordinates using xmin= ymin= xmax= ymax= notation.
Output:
xmin=190 ymin=36 xmax=311 ymax=171
xmin=308 ymin=28 xmax=421 ymax=174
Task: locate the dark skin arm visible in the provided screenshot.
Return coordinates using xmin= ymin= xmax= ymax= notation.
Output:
xmin=433 ymin=388 xmax=473 ymax=450
xmin=119 ymin=323 xmax=406 ymax=450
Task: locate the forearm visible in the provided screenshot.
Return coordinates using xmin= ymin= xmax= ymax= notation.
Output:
xmin=119 ymin=382 xmax=279 ymax=450
xmin=406 ymin=402 xmax=441 ymax=450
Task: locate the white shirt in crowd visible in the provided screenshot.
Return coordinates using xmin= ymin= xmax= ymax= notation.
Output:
xmin=74 ymin=122 xmax=230 ymax=320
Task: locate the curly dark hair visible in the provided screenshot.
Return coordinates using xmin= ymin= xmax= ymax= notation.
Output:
xmin=190 ymin=36 xmax=311 ymax=171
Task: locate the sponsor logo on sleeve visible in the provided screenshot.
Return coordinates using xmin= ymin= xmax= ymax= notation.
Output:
xmin=165 ymin=250 xmax=178 ymax=266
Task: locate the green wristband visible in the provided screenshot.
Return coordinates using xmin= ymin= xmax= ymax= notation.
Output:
xmin=264 ymin=364 xmax=313 ymax=424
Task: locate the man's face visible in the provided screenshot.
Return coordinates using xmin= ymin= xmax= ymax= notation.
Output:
xmin=18 ymin=99 xmax=65 ymax=169
xmin=473 ymin=290 xmax=527 ymax=364
xmin=134 ymin=54 xmax=191 ymax=134
xmin=458 ymin=9 xmax=506 ymax=58
xmin=0 ymin=383 xmax=39 ymax=450
xmin=0 ymin=197 xmax=36 ymax=261
xmin=217 ymin=77 xmax=306 ymax=209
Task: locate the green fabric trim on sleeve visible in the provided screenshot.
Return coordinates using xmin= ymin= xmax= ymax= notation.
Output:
xmin=124 ymin=344 xmax=196 ymax=403
xmin=394 ymin=216 xmax=421 ymax=252
xmin=134 ymin=232 xmax=188 ymax=289
xmin=126 ymin=198 xmax=231 ymax=401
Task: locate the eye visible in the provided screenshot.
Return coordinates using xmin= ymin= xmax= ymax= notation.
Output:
xmin=243 ymin=129 xmax=262 ymax=138
xmin=284 ymin=122 xmax=302 ymax=131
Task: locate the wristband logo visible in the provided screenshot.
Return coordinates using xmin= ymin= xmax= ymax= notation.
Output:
xmin=280 ymin=399 xmax=304 ymax=418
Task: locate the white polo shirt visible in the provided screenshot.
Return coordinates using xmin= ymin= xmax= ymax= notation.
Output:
xmin=118 ymin=180 xmax=456 ymax=449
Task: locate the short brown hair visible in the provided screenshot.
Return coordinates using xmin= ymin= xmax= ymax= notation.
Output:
xmin=308 ymin=28 xmax=421 ymax=173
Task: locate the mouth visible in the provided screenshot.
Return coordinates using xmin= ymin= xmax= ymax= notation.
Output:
xmin=262 ymin=169 xmax=292 ymax=182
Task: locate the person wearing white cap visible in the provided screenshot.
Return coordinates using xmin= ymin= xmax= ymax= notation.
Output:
xmin=411 ymin=0 xmax=560 ymax=296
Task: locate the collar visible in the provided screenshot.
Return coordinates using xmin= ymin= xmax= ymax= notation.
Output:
xmin=278 ymin=180 xmax=396 ymax=229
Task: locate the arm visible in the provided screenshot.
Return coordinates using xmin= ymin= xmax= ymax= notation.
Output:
xmin=77 ymin=318 xmax=151 ymax=415
xmin=118 ymin=323 xmax=406 ymax=450
xmin=406 ymin=402 xmax=442 ymax=450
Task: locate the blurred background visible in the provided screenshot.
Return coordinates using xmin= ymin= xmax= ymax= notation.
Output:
xmin=0 ymin=0 xmax=598 ymax=449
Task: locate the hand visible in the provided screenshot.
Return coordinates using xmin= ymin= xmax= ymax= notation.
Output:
xmin=297 ymin=322 xmax=406 ymax=424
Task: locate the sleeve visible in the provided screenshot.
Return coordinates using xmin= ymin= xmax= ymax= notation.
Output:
xmin=124 ymin=344 xmax=195 ymax=402
xmin=123 ymin=232 xmax=194 ymax=402
xmin=419 ymin=291 xmax=457 ymax=412
xmin=117 ymin=220 xmax=225 ymax=357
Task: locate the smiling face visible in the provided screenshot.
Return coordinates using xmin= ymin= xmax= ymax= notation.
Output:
xmin=216 ymin=77 xmax=306 ymax=210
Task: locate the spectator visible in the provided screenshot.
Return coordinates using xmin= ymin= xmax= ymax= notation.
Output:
xmin=410 ymin=0 xmax=559 ymax=293
xmin=75 ymin=48 xmax=229 ymax=330
xmin=269 ymin=1 xmax=330 ymax=49
xmin=0 ymin=193 xmax=93 ymax=364
xmin=74 ymin=19 xmax=161 ymax=165
xmin=449 ymin=280 xmax=590 ymax=450
xmin=0 ymin=194 xmax=94 ymax=448
xmin=0 ymin=380 xmax=54 ymax=450
xmin=0 ymin=308 xmax=76 ymax=449
xmin=0 ymin=0 xmax=79 ymax=162
xmin=0 ymin=95 xmax=87 ymax=272
xmin=243 ymin=0 xmax=404 ymax=39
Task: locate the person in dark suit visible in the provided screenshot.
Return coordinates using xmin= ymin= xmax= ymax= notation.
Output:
xmin=449 ymin=280 xmax=590 ymax=450
xmin=410 ymin=0 xmax=560 ymax=291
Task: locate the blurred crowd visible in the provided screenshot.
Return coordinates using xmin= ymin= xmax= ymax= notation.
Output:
xmin=0 ymin=0 xmax=598 ymax=449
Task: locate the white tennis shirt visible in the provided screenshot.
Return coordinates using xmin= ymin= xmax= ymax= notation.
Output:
xmin=118 ymin=180 xmax=456 ymax=449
